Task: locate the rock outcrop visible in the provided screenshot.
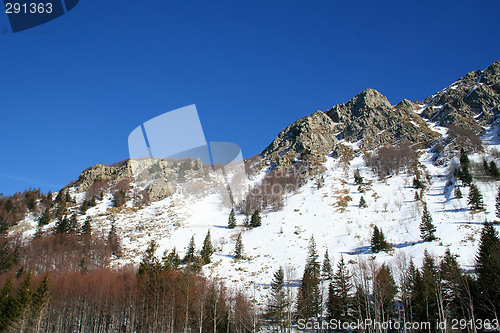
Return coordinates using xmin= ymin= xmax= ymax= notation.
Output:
xmin=325 ymin=89 xmax=439 ymax=150
xmin=422 ymin=60 xmax=500 ymax=133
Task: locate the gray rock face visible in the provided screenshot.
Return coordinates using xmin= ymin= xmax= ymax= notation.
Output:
xmin=325 ymin=89 xmax=439 ymax=150
xmin=422 ymin=60 xmax=500 ymax=133
xmin=261 ymin=111 xmax=338 ymax=167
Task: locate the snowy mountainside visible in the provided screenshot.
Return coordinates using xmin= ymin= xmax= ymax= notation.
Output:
xmin=10 ymin=60 xmax=500 ymax=305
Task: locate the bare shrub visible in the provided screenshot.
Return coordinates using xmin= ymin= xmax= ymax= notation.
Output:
xmin=447 ymin=125 xmax=483 ymax=153
xmin=365 ymin=144 xmax=418 ymax=178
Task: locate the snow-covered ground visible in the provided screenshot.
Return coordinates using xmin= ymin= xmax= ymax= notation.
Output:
xmin=15 ymin=127 xmax=500 ymax=305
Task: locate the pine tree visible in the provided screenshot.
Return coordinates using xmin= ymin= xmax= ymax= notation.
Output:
xmin=458 ymin=148 xmax=473 ymax=185
xmin=327 ymin=255 xmax=353 ymax=322
xmin=107 ymin=222 xmax=122 ymax=257
xmin=201 ymin=230 xmax=214 ymax=264
xmin=184 ymin=235 xmax=196 ymax=263
xmin=267 ymin=267 xmax=289 ymax=328
xmin=10 ymin=269 xmax=34 ymax=328
xmin=490 ymin=161 xmax=500 ymax=178
xmin=296 ymin=236 xmax=321 ymax=319
xmin=0 ymin=277 xmax=14 ymax=331
xmin=137 ymin=240 xmax=160 ymax=276
xmin=467 ymin=183 xmax=485 ymax=211
xmin=321 ymin=249 xmax=333 ymax=280
xmin=359 ymin=196 xmax=367 ymax=208
xmin=420 ymin=204 xmax=437 ymax=242
xmin=228 ymin=208 xmax=236 ymax=229
xmin=55 ymin=215 xmax=69 ymax=234
xmin=373 ymin=263 xmax=397 ymax=322
xmin=68 ymin=213 xmax=78 ymax=233
xmin=454 ymin=186 xmax=462 ymax=199
xmin=354 ymin=168 xmax=363 ymax=185
xmin=495 ymin=187 xmax=500 ymax=219
xmin=475 ymin=222 xmax=500 ymax=318
xmin=38 ymin=208 xmax=50 ymax=226
xmin=234 ymin=233 xmax=244 ymax=260
xmin=82 ymin=216 xmax=92 ymax=235
xmin=162 ymin=247 xmax=181 ymax=271
xmin=31 ymin=274 xmax=50 ymax=331
xmin=80 ymin=199 xmax=89 ymax=213
xmin=371 ymin=226 xmax=391 ymax=253
xmin=250 ymin=209 xmax=262 ymax=228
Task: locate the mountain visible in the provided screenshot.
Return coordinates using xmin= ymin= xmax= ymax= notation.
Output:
xmin=4 ymin=60 xmax=500 ymax=306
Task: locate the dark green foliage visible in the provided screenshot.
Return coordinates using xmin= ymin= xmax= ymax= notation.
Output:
xmin=234 ymin=233 xmax=244 ymax=260
xmin=327 ymin=256 xmax=353 ymax=322
xmin=68 ymin=213 xmax=78 ymax=233
xmin=496 ymin=187 xmax=500 ymax=219
xmin=321 ymin=249 xmax=333 ymax=280
xmin=162 ymin=248 xmax=181 ymax=271
xmin=80 ymin=199 xmax=89 ymax=213
xmin=183 ymin=235 xmax=196 ymax=263
xmin=228 ymin=208 xmax=236 ymax=229
xmin=413 ymin=177 xmax=425 ymax=189
xmin=137 ymin=240 xmax=161 ymax=277
xmin=457 ymin=148 xmax=473 ymax=185
xmin=250 ymin=209 xmax=262 ymax=228
xmin=467 ymin=183 xmax=485 ymax=211
xmin=0 ymin=239 xmax=19 ymax=273
xmin=454 ymin=186 xmax=462 ymax=199
xmin=359 ymin=196 xmax=367 ymax=208
xmin=420 ymin=204 xmax=437 ymax=242
xmin=0 ymin=277 xmax=14 ymax=330
xmin=373 ymin=263 xmax=397 ymax=320
xmin=296 ymin=236 xmax=321 ymax=319
xmin=354 ymin=168 xmax=363 ymax=185
xmin=107 ymin=222 xmax=122 ymax=257
xmin=267 ymin=267 xmax=289 ymax=327
xmin=371 ymin=226 xmax=391 ymax=253
xmin=31 ymin=274 xmax=50 ymax=321
xmin=81 ymin=216 xmax=92 ymax=235
xmin=475 ymin=222 xmax=500 ymax=318
xmin=54 ymin=216 xmax=70 ymax=234
xmin=201 ymin=230 xmax=214 ymax=264
xmin=39 ymin=208 xmax=50 ymax=226
xmin=489 ymin=161 xmax=500 ymax=178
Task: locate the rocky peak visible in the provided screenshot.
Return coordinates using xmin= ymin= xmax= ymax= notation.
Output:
xmin=261 ymin=110 xmax=338 ymax=168
xmin=422 ymin=60 xmax=500 ymax=132
xmin=326 ymin=89 xmax=438 ymax=150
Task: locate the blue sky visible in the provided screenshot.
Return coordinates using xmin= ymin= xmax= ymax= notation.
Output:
xmin=1 ymin=0 xmax=499 ymax=195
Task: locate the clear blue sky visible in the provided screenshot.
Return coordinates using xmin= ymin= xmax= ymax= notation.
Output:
xmin=1 ymin=0 xmax=499 ymax=195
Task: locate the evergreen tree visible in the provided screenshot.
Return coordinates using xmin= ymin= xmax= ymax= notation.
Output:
xmin=31 ymin=274 xmax=50 ymax=330
xmin=184 ymin=235 xmax=196 ymax=263
xmin=228 ymin=208 xmax=236 ymax=229
xmin=490 ymin=161 xmax=500 ymax=178
xmin=454 ymin=186 xmax=462 ymax=199
xmin=373 ymin=263 xmax=397 ymax=322
xmin=38 ymin=208 xmax=50 ymax=226
xmin=162 ymin=247 xmax=181 ymax=271
xmin=234 ymin=233 xmax=244 ymax=260
xmin=420 ymin=204 xmax=437 ymax=242
xmin=107 ymin=222 xmax=122 ymax=257
xmin=82 ymin=216 xmax=92 ymax=236
xmin=327 ymin=255 xmax=353 ymax=322
xmin=475 ymin=222 xmax=500 ymax=317
xmin=201 ymin=230 xmax=214 ymax=264
xmin=79 ymin=257 xmax=88 ymax=272
xmin=413 ymin=177 xmax=424 ymax=189
xmin=296 ymin=236 xmax=321 ymax=319
xmin=371 ymin=226 xmax=391 ymax=253
xmin=68 ymin=213 xmax=78 ymax=233
xmin=9 ymin=269 xmax=34 ymax=328
xmin=267 ymin=267 xmax=289 ymax=328
xmin=468 ymin=183 xmax=485 ymax=211
xmin=354 ymin=168 xmax=363 ymax=185
xmin=80 ymin=199 xmax=89 ymax=213
xmin=495 ymin=187 xmax=500 ymax=219
xmin=0 ymin=277 xmax=14 ymax=331
xmin=458 ymin=148 xmax=473 ymax=185
xmin=359 ymin=196 xmax=367 ymax=208
xmin=250 ymin=209 xmax=262 ymax=228
xmin=137 ymin=240 xmax=160 ymax=277
xmin=55 ymin=216 xmax=70 ymax=234
xmin=321 ymin=249 xmax=333 ymax=280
